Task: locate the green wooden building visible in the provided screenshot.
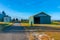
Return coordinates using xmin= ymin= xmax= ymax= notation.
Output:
xmin=29 ymin=12 xmax=51 ymax=25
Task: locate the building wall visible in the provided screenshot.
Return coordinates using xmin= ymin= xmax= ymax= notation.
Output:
xmin=40 ymin=16 xmax=51 ymax=24
xmin=29 ymin=16 xmax=51 ymax=25
xmin=29 ymin=16 xmax=34 ymax=25
xmin=4 ymin=17 xmax=11 ymax=22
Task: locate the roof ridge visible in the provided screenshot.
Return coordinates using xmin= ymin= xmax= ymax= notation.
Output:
xmin=33 ymin=12 xmax=51 ymax=17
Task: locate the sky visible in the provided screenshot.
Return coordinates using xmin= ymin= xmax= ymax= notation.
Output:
xmin=0 ymin=0 xmax=60 ymax=20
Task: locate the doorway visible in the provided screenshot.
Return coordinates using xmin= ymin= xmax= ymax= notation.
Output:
xmin=34 ymin=17 xmax=40 ymax=24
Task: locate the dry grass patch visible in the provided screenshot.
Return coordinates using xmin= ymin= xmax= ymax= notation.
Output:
xmin=20 ymin=23 xmax=60 ymax=28
xmin=20 ymin=23 xmax=30 ymax=26
xmin=0 ymin=22 xmax=13 ymax=26
xmin=28 ymin=31 xmax=60 ymax=40
xmin=33 ymin=24 xmax=60 ymax=28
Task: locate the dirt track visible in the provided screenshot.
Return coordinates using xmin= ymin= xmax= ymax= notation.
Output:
xmin=0 ymin=31 xmax=60 ymax=40
xmin=0 ymin=32 xmax=29 ymax=40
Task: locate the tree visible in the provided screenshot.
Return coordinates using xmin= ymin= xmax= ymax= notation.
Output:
xmin=16 ymin=18 xmax=18 ymax=21
xmin=21 ymin=19 xmax=29 ymax=23
xmin=12 ymin=18 xmax=15 ymax=22
xmin=2 ymin=11 xmax=6 ymax=16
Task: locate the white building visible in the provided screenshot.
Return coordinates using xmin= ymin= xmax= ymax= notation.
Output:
xmin=4 ymin=15 xmax=11 ymax=22
xmin=0 ymin=11 xmax=11 ymax=22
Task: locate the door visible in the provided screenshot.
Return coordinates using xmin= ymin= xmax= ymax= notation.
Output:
xmin=34 ymin=17 xmax=40 ymax=24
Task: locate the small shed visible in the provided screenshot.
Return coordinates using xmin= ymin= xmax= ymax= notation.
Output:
xmin=29 ymin=12 xmax=51 ymax=25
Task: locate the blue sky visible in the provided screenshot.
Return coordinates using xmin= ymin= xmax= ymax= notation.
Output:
xmin=0 ymin=0 xmax=60 ymax=20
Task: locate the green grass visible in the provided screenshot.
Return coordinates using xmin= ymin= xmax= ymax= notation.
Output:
xmin=0 ymin=22 xmax=13 ymax=31
xmin=51 ymin=22 xmax=60 ymax=25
